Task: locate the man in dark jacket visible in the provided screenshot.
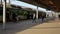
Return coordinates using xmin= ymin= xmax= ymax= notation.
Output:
xmin=58 ymin=15 xmax=60 ymax=20
xmin=12 ymin=12 xmax=17 ymax=22
xmin=41 ymin=14 xmax=45 ymax=22
xmin=6 ymin=12 xmax=10 ymax=22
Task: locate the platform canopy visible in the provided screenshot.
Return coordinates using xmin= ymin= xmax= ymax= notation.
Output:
xmin=18 ymin=0 xmax=60 ymax=12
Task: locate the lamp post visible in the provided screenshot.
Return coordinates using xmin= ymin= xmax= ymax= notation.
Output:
xmin=2 ymin=0 xmax=6 ymax=29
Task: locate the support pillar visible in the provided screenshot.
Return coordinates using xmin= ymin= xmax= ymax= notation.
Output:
xmin=2 ymin=0 xmax=6 ymax=29
xmin=46 ymin=14 xmax=47 ymax=18
xmin=36 ymin=6 xmax=38 ymax=19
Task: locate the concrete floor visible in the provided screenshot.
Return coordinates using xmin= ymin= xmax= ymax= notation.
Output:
xmin=0 ymin=18 xmax=60 ymax=34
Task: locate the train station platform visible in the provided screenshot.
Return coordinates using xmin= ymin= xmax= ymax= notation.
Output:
xmin=0 ymin=18 xmax=60 ymax=34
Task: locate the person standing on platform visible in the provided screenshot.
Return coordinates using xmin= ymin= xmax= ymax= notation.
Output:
xmin=41 ymin=13 xmax=45 ymax=22
xmin=32 ymin=13 xmax=36 ymax=23
xmin=6 ymin=11 xmax=10 ymax=22
xmin=12 ymin=12 xmax=17 ymax=22
xmin=58 ymin=15 xmax=60 ymax=20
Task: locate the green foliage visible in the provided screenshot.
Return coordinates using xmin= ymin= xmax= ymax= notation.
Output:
xmin=18 ymin=9 xmax=28 ymax=16
xmin=0 ymin=7 xmax=36 ymax=16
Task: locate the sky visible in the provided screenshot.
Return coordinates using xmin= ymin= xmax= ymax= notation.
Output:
xmin=0 ymin=0 xmax=52 ymax=12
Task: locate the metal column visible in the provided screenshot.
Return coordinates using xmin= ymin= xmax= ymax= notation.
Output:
xmin=2 ymin=0 xmax=6 ymax=29
xmin=36 ymin=5 xmax=38 ymax=19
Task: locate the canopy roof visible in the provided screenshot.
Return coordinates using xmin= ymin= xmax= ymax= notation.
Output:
xmin=18 ymin=0 xmax=60 ymax=12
